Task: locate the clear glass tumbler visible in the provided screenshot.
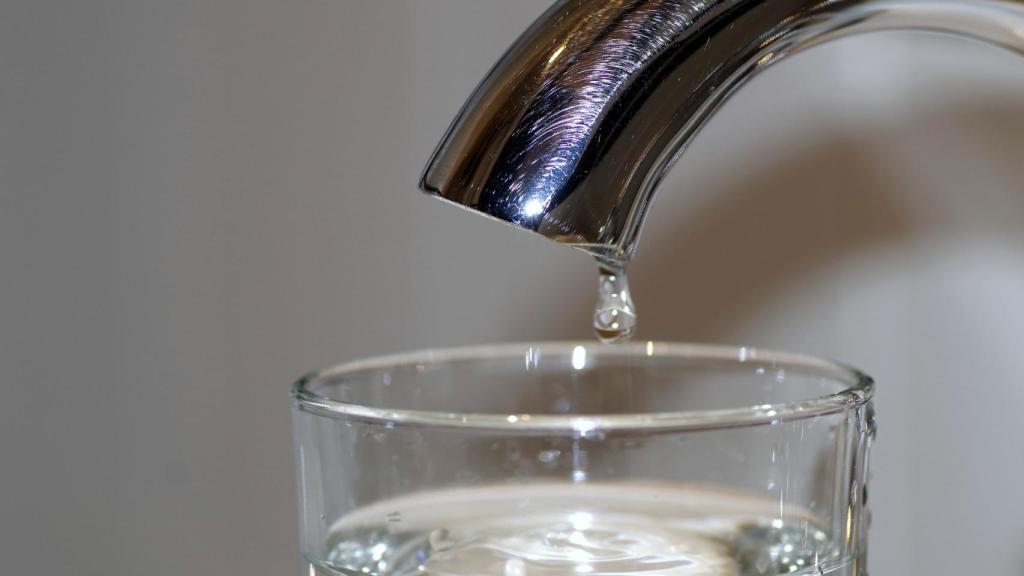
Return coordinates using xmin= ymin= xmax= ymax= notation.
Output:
xmin=292 ymin=342 xmax=875 ymax=576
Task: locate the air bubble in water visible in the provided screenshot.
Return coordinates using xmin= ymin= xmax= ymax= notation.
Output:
xmin=504 ymin=557 xmax=526 ymax=576
xmin=538 ymin=449 xmax=561 ymax=464
xmin=429 ymin=528 xmax=455 ymax=552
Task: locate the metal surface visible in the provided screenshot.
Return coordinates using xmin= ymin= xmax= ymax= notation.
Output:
xmin=421 ymin=0 xmax=1024 ymax=265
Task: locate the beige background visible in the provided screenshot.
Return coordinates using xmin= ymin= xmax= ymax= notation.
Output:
xmin=3 ymin=1 xmax=1023 ymax=574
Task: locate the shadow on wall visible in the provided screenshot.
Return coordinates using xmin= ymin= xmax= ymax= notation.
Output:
xmin=630 ymin=130 xmax=915 ymax=343
xmin=596 ymin=99 xmax=1024 ymax=344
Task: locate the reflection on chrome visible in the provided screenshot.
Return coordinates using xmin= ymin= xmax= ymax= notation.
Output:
xmin=423 ymin=0 xmax=1024 ymax=265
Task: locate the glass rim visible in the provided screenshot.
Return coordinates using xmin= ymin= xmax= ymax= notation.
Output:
xmin=292 ymin=342 xmax=874 ymax=433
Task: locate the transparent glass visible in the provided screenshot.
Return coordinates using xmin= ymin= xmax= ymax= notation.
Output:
xmin=292 ymin=343 xmax=875 ymax=576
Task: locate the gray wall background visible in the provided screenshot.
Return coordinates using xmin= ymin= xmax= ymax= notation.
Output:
xmin=3 ymin=1 xmax=1024 ymax=575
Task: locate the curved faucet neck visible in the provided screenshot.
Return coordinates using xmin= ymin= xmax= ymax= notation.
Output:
xmin=421 ymin=0 xmax=1024 ymax=266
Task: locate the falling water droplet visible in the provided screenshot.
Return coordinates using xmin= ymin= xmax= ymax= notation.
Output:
xmin=593 ymin=264 xmax=637 ymax=343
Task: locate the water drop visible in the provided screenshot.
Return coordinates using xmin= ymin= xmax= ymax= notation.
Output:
xmin=593 ymin=264 xmax=636 ymax=343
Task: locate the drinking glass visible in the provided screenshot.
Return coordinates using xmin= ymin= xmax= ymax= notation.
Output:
xmin=292 ymin=342 xmax=875 ymax=575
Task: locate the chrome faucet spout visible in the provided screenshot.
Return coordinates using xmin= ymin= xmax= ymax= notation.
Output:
xmin=421 ymin=0 xmax=1024 ymax=265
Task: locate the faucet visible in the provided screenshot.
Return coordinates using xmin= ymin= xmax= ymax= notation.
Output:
xmin=421 ymin=0 xmax=1024 ymax=267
